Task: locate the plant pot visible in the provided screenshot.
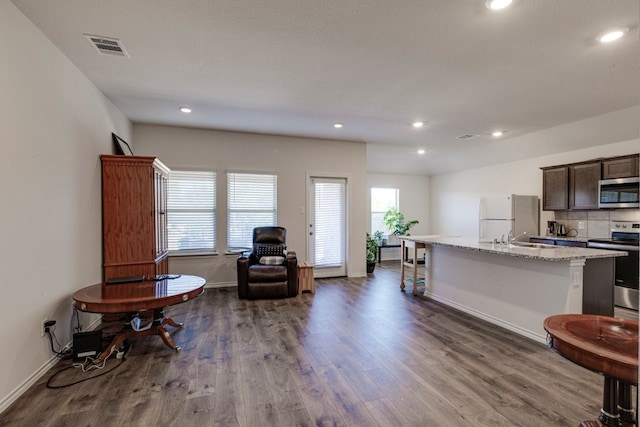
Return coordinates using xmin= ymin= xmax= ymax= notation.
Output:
xmin=388 ymin=234 xmax=397 ymax=245
xmin=366 ymin=261 xmax=376 ymax=274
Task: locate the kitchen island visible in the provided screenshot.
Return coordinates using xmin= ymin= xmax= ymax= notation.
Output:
xmin=399 ymin=236 xmax=627 ymax=343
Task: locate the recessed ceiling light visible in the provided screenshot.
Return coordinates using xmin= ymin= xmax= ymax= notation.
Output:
xmin=180 ymin=106 xmax=192 ymax=113
xmin=412 ymin=121 xmax=424 ymax=128
xmin=417 ymin=149 xmax=426 ymax=155
xmin=333 ymin=123 xmax=343 ymax=128
xmin=486 ymin=0 xmax=512 ymax=10
xmin=599 ymin=29 xmax=627 ymax=43
xmin=492 ymin=130 xmax=504 ymax=137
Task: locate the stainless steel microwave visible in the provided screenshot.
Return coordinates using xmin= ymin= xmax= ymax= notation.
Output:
xmin=598 ymin=177 xmax=639 ymax=208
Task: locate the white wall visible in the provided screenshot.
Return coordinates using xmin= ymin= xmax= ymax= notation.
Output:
xmin=133 ymin=124 xmax=368 ymax=283
xmin=0 ymin=2 xmax=131 ymax=411
xmin=367 ymin=173 xmax=430 ymax=260
xmin=430 ymin=138 xmax=639 ymax=237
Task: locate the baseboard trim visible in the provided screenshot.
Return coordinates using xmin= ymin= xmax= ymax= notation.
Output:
xmin=0 ymin=353 xmax=60 ymax=414
xmin=205 ymin=281 xmax=236 ymax=289
xmin=0 ymin=316 xmax=103 ymax=414
xmin=424 ymin=291 xmax=546 ymax=344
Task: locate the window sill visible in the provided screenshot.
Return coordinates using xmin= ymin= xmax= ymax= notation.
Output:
xmin=169 ymin=250 xmax=218 ymax=258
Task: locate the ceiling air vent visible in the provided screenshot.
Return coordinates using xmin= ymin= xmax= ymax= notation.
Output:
xmin=457 ymin=134 xmax=475 ymax=140
xmin=84 ymin=34 xmax=129 ymax=58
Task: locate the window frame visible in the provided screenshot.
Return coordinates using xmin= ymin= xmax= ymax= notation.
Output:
xmin=370 ymin=187 xmax=399 ymax=235
xmin=166 ymin=169 xmax=217 ymax=256
xmin=226 ymin=170 xmax=278 ymax=251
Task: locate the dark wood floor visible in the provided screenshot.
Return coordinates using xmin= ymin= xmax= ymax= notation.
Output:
xmin=2 ymin=262 xmax=605 ymax=426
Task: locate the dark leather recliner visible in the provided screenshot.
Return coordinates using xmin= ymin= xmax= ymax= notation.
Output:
xmin=237 ymin=226 xmax=298 ymax=299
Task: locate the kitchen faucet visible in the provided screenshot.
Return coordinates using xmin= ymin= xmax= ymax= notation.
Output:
xmin=508 ymin=231 xmax=530 ymax=244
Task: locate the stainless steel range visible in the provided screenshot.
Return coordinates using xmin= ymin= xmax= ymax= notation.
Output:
xmin=587 ymin=221 xmax=639 ymax=320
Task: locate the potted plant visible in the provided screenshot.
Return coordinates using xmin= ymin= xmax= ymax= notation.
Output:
xmin=373 ymin=230 xmax=384 ymax=245
xmin=366 ymin=233 xmax=378 ymax=274
xmin=383 ymin=208 xmax=419 ymax=243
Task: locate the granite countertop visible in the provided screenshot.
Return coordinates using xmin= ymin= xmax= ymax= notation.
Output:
xmin=399 ymin=235 xmax=627 ymax=261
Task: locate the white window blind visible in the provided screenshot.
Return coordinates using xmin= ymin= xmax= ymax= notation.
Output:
xmin=167 ymin=170 xmax=216 ymax=253
xmin=371 ymin=187 xmax=399 ymax=234
xmin=227 ymin=172 xmax=277 ymax=249
xmin=313 ymin=179 xmax=345 ymax=267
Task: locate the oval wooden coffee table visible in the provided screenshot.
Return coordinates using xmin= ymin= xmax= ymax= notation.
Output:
xmin=544 ymin=314 xmax=638 ymax=427
xmin=73 ymin=275 xmax=205 ymax=362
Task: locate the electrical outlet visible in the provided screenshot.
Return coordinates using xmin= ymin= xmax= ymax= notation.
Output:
xmin=578 ymin=221 xmax=585 ymax=230
xmin=42 ymin=319 xmax=56 ymax=336
xmin=41 ymin=319 xmax=48 ymax=336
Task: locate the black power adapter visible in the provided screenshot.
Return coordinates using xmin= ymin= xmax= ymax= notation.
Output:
xmin=72 ymin=330 xmax=103 ymax=361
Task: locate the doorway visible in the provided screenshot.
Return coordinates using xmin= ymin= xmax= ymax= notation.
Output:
xmin=307 ymin=176 xmax=347 ymax=277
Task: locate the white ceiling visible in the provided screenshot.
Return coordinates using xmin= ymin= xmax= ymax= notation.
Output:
xmin=11 ymin=0 xmax=639 ymax=175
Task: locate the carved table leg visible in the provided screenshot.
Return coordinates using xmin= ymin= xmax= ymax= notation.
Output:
xmin=153 ymin=308 xmax=182 ymax=352
xmin=157 ymin=325 xmax=181 ymax=352
xmin=162 ymin=317 xmax=184 ymax=328
xmin=95 ymin=308 xmax=185 ymax=362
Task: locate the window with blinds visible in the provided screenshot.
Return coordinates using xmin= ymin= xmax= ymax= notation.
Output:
xmin=227 ymin=172 xmax=277 ymax=249
xmin=167 ymin=170 xmax=216 ymax=253
xmin=371 ymin=187 xmax=399 ymax=234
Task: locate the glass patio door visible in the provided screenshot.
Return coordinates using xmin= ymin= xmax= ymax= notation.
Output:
xmin=308 ymin=177 xmax=347 ymax=277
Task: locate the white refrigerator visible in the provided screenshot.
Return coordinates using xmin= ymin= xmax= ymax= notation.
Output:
xmin=479 ymin=195 xmax=539 ymax=243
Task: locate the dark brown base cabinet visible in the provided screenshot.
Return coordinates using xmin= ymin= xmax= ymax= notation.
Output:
xmin=101 ymin=155 xmax=170 ymax=281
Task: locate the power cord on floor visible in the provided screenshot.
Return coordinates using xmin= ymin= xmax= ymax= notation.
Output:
xmin=45 ymin=327 xmax=72 ymax=359
xmin=46 ymin=342 xmax=131 ymax=389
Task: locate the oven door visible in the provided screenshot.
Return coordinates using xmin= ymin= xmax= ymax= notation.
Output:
xmin=614 ymin=247 xmax=639 ymax=311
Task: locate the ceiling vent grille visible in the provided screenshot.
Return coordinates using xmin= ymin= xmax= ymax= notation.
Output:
xmin=457 ymin=134 xmax=475 ymax=140
xmin=84 ymin=34 xmax=129 ymax=58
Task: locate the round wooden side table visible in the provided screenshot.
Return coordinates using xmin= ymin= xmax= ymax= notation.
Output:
xmin=544 ymin=314 xmax=638 ymax=427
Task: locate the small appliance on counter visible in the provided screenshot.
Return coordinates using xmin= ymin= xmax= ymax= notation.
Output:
xmin=547 ymin=221 xmax=557 ymax=236
xmin=556 ymin=224 xmax=567 ymax=237
xmin=479 ymin=194 xmax=539 ymax=243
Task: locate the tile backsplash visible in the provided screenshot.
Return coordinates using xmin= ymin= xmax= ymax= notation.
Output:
xmin=551 ymin=209 xmax=640 ymax=238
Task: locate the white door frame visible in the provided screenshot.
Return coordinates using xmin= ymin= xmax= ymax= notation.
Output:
xmin=306 ymin=172 xmax=350 ymax=277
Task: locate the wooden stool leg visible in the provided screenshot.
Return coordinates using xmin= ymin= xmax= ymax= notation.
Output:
xmin=400 ymin=239 xmax=406 ymax=291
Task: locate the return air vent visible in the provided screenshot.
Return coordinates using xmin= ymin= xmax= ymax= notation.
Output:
xmin=457 ymin=134 xmax=475 ymax=140
xmin=84 ymin=34 xmax=129 ymax=58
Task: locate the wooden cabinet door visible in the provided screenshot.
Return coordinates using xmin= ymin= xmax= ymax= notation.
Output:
xmin=569 ymin=163 xmax=601 ymax=210
xmin=542 ymin=167 xmax=568 ymax=210
xmin=602 ymin=156 xmax=638 ymax=179
xmin=154 ymin=167 xmax=168 ymax=259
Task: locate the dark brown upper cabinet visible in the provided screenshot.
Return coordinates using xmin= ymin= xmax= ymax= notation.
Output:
xmin=602 ymin=155 xmax=639 ymax=179
xmin=569 ymin=162 xmax=601 ymax=210
xmin=541 ymin=153 xmax=638 ymax=211
xmin=542 ymin=166 xmax=569 ymax=210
